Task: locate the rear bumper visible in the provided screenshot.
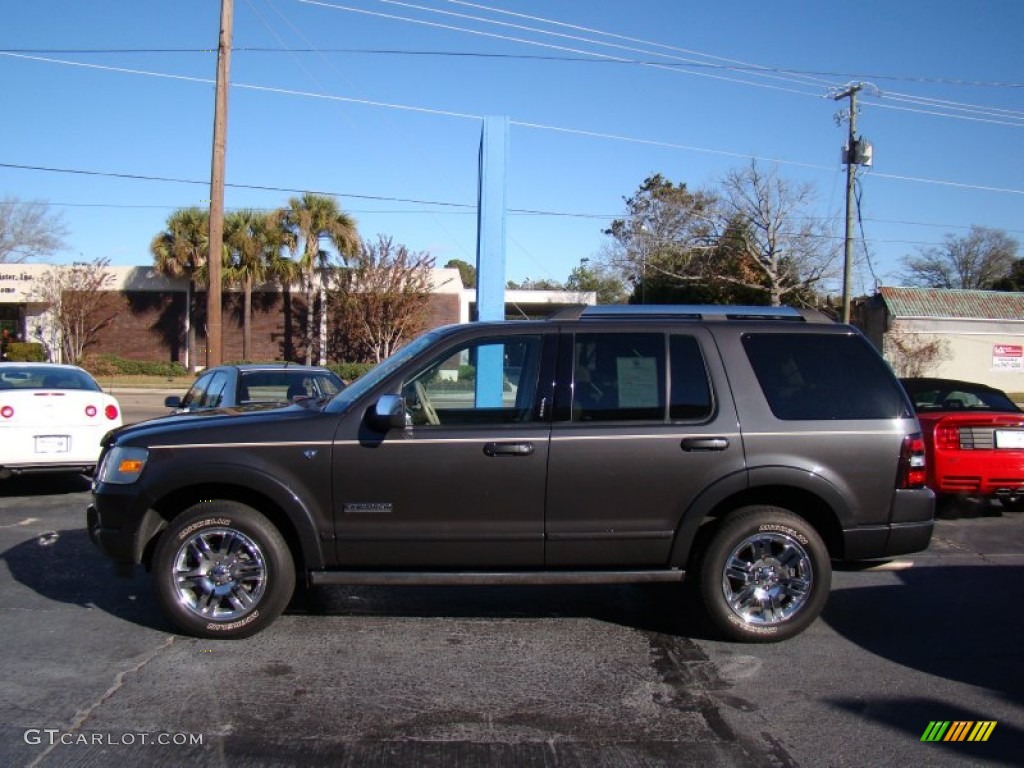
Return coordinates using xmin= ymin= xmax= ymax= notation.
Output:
xmin=932 ymin=453 xmax=1024 ymax=497
xmin=842 ymin=488 xmax=935 ymax=560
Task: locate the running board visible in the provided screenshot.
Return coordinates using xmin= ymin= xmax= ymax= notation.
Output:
xmin=309 ymin=569 xmax=685 ymax=587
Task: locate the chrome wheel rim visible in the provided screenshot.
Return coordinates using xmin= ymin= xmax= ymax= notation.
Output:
xmin=172 ymin=527 xmax=268 ymax=621
xmin=721 ymin=531 xmax=813 ymax=626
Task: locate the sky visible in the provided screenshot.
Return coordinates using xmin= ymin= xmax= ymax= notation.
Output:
xmin=2 ymin=0 xmax=1022 ymax=296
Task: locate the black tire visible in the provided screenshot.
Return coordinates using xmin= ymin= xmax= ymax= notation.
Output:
xmin=697 ymin=506 xmax=831 ymax=643
xmin=152 ymin=501 xmax=295 ymax=639
xmin=1001 ymin=497 xmax=1024 ymax=513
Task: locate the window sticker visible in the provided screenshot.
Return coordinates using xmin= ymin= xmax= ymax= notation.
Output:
xmin=617 ymin=357 xmax=659 ymax=408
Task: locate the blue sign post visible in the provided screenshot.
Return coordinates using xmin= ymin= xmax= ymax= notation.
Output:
xmin=475 ymin=116 xmax=509 ymax=407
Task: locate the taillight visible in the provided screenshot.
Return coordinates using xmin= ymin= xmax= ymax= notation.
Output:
xmin=104 ymin=405 xmax=119 ymax=420
xmin=899 ymin=433 xmax=927 ymax=489
xmin=0 ymin=406 xmax=12 ymax=419
xmin=935 ymin=424 xmax=960 ymax=450
xmin=85 ymin=405 xmax=98 ymax=418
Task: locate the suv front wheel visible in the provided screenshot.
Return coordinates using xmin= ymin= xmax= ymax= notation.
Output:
xmin=698 ymin=506 xmax=831 ymax=643
xmin=152 ymin=501 xmax=295 ymax=639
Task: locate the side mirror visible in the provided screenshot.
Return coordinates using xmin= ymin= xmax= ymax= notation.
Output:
xmin=164 ymin=396 xmax=182 ymax=408
xmin=366 ymin=395 xmax=406 ymax=431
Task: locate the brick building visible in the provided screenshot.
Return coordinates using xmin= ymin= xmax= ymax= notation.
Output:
xmin=1 ymin=264 xmax=591 ymax=366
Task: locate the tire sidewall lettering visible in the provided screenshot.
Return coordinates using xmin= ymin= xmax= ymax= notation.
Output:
xmin=757 ymin=523 xmax=809 ymax=546
xmin=176 ymin=517 xmax=234 ymax=542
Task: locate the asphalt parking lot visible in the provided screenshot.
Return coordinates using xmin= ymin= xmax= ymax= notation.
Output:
xmin=0 ymin=390 xmax=1020 ymax=767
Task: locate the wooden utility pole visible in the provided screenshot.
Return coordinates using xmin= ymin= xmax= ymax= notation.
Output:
xmin=833 ymin=83 xmax=862 ymax=324
xmin=207 ymin=0 xmax=233 ymax=368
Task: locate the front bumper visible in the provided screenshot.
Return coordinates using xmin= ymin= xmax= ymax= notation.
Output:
xmin=87 ymin=488 xmax=165 ymax=567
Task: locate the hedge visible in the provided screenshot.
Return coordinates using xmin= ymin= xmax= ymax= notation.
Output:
xmin=5 ymin=342 xmax=46 ymax=362
xmin=81 ymin=354 xmax=188 ymax=377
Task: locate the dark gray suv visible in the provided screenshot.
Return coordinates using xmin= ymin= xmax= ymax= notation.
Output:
xmin=88 ymin=306 xmax=934 ymax=642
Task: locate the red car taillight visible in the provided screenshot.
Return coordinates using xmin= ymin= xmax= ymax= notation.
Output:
xmin=104 ymin=405 xmax=119 ymax=420
xmin=935 ymin=424 xmax=960 ymax=451
xmin=0 ymin=405 xmax=12 ymax=419
xmin=899 ymin=433 xmax=927 ymax=489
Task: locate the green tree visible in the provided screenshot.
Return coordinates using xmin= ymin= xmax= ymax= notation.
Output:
xmin=150 ymin=207 xmax=210 ymax=372
xmin=444 ymin=258 xmax=476 ymax=288
xmin=565 ymin=259 xmax=629 ymax=304
xmin=901 ymin=226 xmax=1019 ymax=289
xmin=284 ymin=193 xmax=359 ymax=365
xmin=224 ymin=209 xmax=296 ymax=361
xmin=506 ymin=277 xmax=564 ymax=290
xmin=601 ymin=174 xmax=718 ymax=303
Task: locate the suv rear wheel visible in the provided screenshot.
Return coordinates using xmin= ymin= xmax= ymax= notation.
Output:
xmin=152 ymin=501 xmax=295 ymax=639
xmin=698 ymin=506 xmax=831 ymax=643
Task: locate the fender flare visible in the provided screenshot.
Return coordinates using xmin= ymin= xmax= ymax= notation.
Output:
xmin=669 ymin=466 xmax=850 ymax=567
xmin=142 ymin=459 xmax=327 ymax=570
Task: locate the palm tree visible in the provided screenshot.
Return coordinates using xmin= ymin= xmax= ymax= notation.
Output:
xmin=283 ymin=193 xmax=358 ymax=364
xmin=224 ymin=209 xmax=296 ymax=361
xmin=150 ymin=207 xmax=209 ymax=372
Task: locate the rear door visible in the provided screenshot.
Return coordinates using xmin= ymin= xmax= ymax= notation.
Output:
xmin=545 ymin=327 xmax=745 ymax=566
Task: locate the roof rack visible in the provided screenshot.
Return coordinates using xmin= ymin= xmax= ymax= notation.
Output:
xmin=547 ymin=305 xmax=834 ymax=323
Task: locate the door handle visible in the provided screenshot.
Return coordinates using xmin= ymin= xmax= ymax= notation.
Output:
xmin=483 ymin=442 xmax=535 ymax=457
xmin=681 ymin=437 xmax=729 ymax=452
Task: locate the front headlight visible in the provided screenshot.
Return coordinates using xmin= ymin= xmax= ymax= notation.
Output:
xmin=96 ymin=446 xmax=149 ymax=485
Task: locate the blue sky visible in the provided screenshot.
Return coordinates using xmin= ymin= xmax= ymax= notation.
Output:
xmin=2 ymin=0 xmax=1022 ymax=295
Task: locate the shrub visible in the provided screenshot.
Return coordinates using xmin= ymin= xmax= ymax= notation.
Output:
xmin=328 ymin=362 xmax=375 ymax=382
xmin=5 ymin=342 xmax=46 ymax=362
xmin=81 ymin=354 xmax=187 ymax=377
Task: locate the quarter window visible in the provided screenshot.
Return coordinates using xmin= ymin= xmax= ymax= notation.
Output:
xmin=744 ymin=333 xmax=911 ymax=420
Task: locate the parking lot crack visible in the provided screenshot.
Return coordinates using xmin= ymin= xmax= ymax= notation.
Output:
xmin=27 ymin=635 xmax=176 ymax=768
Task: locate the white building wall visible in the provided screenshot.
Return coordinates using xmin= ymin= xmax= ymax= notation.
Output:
xmin=888 ymin=318 xmax=1024 ymax=392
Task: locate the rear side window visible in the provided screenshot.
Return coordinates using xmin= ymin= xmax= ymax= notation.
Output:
xmin=743 ymin=333 xmax=911 ymax=420
xmin=573 ymin=333 xmax=665 ymax=421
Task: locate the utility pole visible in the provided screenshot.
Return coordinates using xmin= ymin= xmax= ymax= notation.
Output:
xmin=833 ymin=83 xmax=862 ymax=324
xmin=207 ymin=0 xmax=233 ymax=368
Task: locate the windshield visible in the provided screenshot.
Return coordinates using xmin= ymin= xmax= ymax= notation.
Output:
xmin=325 ymin=330 xmax=445 ymax=413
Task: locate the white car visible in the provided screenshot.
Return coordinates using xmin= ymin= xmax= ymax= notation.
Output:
xmin=0 ymin=363 xmax=122 ymax=478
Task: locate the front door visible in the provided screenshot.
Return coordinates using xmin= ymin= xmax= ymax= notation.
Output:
xmin=332 ymin=331 xmax=554 ymax=568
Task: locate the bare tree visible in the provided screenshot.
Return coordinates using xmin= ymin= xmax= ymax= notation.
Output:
xmin=600 ymin=167 xmax=837 ymax=305
xmin=330 ymin=235 xmax=433 ymax=363
xmin=30 ymin=258 xmax=121 ymax=364
xmin=716 ymin=161 xmax=839 ymax=306
xmin=884 ymin=328 xmax=950 ymax=378
xmin=0 ymin=197 xmax=69 ymax=263
xmin=900 ymin=226 xmax=1019 ymax=289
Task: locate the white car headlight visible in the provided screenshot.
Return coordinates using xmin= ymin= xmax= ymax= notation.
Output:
xmin=97 ymin=446 xmax=149 ymax=485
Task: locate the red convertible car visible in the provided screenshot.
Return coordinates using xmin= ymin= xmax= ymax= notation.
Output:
xmin=901 ymin=378 xmax=1024 ymax=512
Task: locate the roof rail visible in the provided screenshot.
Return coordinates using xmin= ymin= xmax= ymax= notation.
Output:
xmin=547 ymin=305 xmax=834 ymax=323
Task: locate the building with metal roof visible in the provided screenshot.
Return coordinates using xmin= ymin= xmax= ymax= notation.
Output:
xmin=856 ymin=287 xmax=1024 ymax=391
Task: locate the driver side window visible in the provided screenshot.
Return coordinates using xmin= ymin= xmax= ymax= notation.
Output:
xmin=401 ymin=335 xmax=543 ymax=426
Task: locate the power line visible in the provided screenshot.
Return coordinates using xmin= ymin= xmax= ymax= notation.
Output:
xmin=5 ymin=46 xmax=1019 ymax=89
xmin=305 ymin=0 xmax=1024 ymax=124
